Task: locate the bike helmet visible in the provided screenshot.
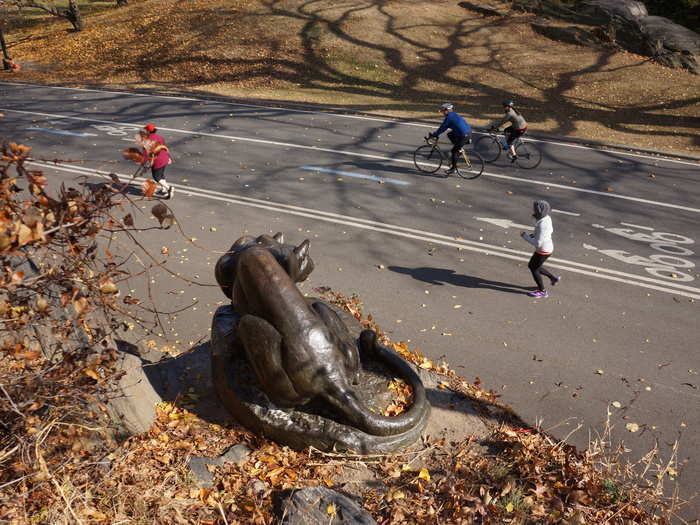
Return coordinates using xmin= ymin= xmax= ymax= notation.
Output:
xmin=144 ymin=123 xmax=157 ymax=133
xmin=502 ymin=100 xmax=515 ymax=108
xmin=440 ymin=103 xmax=454 ymax=112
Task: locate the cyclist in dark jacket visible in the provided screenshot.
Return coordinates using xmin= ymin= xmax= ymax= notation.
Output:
xmin=492 ymin=100 xmax=528 ymax=162
xmin=427 ymin=103 xmax=472 ymax=175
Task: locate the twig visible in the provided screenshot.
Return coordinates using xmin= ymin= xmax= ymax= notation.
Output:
xmin=0 ymin=383 xmax=25 ymax=419
xmin=217 ymin=500 xmax=229 ymax=525
xmin=35 ymin=421 xmax=85 ymax=525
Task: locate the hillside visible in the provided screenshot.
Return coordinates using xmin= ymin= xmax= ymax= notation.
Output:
xmin=3 ymin=0 xmax=699 ymax=156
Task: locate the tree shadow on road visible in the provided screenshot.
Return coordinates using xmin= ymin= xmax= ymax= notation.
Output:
xmin=388 ymin=265 xmax=531 ymax=295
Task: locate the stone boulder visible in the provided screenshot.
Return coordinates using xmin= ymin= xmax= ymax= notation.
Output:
xmin=639 ymin=16 xmax=700 ymax=74
xmin=277 ymin=487 xmax=377 ymax=525
xmin=457 ymin=1 xmax=505 ymax=18
xmin=531 ymin=24 xmax=607 ymax=49
xmin=575 ymin=0 xmax=648 ymax=25
xmin=511 ymin=0 xmax=700 ymax=73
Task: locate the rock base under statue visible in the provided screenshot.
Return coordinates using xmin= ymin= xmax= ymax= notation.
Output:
xmin=211 ymin=303 xmax=430 ymax=454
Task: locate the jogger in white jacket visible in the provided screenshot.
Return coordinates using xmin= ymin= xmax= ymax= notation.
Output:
xmin=520 ymin=200 xmax=560 ymax=298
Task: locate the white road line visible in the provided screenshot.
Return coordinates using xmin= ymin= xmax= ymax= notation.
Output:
xmin=300 ymin=165 xmax=411 ymax=185
xmin=27 ymin=127 xmax=98 ymax=137
xmin=6 ymin=107 xmax=700 ymax=214
xmin=30 ymin=160 xmax=700 ymax=300
xmin=0 ymin=81 xmax=429 ymax=127
xmin=2 ymin=81 xmax=698 ymax=166
xmin=620 ymin=222 xmax=654 ymax=231
xmin=552 ymin=209 xmax=580 ymax=216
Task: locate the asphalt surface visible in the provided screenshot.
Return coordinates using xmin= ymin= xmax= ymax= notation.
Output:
xmin=2 ymin=82 xmax=699 ymax=518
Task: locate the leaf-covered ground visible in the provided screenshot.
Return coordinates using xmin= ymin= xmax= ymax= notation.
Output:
xmin=3 ymin=0 xmax=699 ymax=156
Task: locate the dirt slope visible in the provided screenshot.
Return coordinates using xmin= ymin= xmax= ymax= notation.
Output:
xmin=4 ymin=0 xmax=700 ymax=155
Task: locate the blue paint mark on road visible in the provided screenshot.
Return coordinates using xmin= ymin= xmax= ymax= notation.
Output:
xmin=300 ymin=166 xmax=411 ymax=186
xmin=26 ymin=127 xmax=97 ymax=137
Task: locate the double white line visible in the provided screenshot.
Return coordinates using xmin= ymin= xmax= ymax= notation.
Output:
xmin=31 ymin=160 xmax=700 ymax=300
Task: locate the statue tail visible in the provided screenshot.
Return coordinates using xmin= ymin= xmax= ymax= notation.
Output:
xmin=322 ymin=330 xmax=429 ymax=437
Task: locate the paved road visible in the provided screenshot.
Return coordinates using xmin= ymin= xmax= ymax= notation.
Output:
xmin=2 ymin=82 xmax=699 ymax=515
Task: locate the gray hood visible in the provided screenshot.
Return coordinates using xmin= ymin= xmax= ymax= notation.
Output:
xmin=533 ymin=200 xmax=551 ymax=220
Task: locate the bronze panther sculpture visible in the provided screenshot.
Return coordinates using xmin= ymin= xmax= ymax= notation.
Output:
xmin=213 ymin=233 xmax=429 ymax=437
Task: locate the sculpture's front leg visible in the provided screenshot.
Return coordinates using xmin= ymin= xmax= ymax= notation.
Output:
xmin=237 ymin=314 xmax=305 ymax=406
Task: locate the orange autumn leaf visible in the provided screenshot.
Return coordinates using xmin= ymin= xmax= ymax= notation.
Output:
xmin=141 ymin=179 xmax=157 ymax=197
xmin=122 ymin=147 xmax=144 ymax=163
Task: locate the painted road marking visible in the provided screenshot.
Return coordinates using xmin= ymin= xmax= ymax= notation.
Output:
xmin=29 ymin=160 xmax=700 ymax=300
xmin=552 ymin=209 xmax=580 ymax=216
xmin=3 ymin=81 xmax=698 ymax=168
xmin=26 ymin=127 xmax=97 ymax=137
xmin=620 ymin=222 xmax=654 ymax=231
xmin=5 ymin=107 xmax=700 ymax=214
xmin=300 ymin=166 xmax=411 ymax=185
xmin=475 ymin=217 xmax=533 ymax=230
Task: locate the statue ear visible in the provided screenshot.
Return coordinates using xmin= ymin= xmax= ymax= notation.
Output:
xmin=294 ymin=239 xmax=310 ymax=258
xmin=273 ymin=232 xmax=284 ymax=244
xmin=232 ymin=236 xmax=254 ymax=249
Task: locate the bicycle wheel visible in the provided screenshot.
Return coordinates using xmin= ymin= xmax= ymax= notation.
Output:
xmin=413 ymin=144 xmax=442 ymax=173
xmin=515 ymin=142 xmax=542 ymax=169
xmin=474 ymin=135 xmax=501 ymax=163
xmin=455 ymin=149 xmax=484 ymax=179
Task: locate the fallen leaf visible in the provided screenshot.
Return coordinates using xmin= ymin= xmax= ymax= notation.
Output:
xmin=626 ymin=422 xmax=640 ymax=433
xmin=99 ymin=278 xmax=119 ymax=295
xmin=73 ymin=297 xmax=89 ymax=315
xmin=390 ymin=490 xmax=405 ymax=500
xmin=141 ymin=179 xmax=157 ymax=197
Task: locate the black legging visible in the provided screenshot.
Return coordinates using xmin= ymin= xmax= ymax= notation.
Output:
xmin=528 ymin=252 xmax=556 ymax=291
xmin=447 ymin=130 xmax=471 ymax=167
xmin=505 ymin=126 xmax=526 ymax=145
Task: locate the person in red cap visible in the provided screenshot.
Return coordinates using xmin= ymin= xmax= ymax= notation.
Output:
xmin=139 ymin=123 xmax=173 ymax=199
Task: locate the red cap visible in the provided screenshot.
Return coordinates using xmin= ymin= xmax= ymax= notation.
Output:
xmin=144 ymin=123 xmax=157 ymax=132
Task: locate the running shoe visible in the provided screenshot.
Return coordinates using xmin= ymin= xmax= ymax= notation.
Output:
xmin=445 ymin=167 xmax=456 ymax=175
xmin=551 ymin=275 xmax=561 ymax=286
xmin=527 ymin=290 xmax=549 ymax=298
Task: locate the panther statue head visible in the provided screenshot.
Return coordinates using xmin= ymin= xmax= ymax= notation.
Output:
xmin=215 ymin=232 xmax=315 ymax=299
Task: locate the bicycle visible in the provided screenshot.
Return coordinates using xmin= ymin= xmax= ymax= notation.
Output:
xmin=474 ymin=129 xmax=542 ymax=169
xmin=413 ymin=137 xmax=484 ymax=179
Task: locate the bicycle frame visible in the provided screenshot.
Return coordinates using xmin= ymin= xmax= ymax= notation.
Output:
xmin=425 ymin=137 xmax=470 ymax=159
xmin=486 ymin=130 xmax=523 ymax=150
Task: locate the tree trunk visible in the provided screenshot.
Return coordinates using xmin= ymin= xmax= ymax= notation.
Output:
xmin=66 ymin=0 xmax=84 ymax=31
xmin=19 ymin=0 xmax=85 ymax=31
xmin=0 ymin=29 xmax=11 ymax=70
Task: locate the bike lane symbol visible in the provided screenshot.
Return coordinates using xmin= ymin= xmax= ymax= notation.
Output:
xmin=586 ymin=224 xmax=696 ymax=282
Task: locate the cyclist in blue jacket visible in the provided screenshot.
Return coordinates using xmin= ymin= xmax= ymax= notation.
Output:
xmin=427 ymin=103 xmax=472 ymax=175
